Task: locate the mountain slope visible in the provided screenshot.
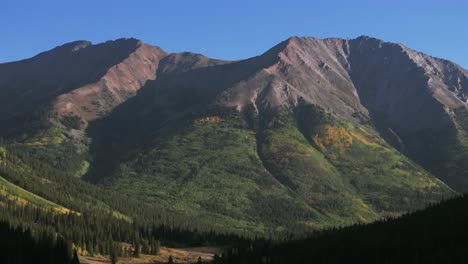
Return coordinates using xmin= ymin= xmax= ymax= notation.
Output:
xmin=0 ymin=175 xmax=70 ymax=213
xmin=346 ymin=36 xmax=468 ymax=191
xmin=0 ymin=38 xmax=166 ymax=134
xmin=227 ymin=36 xmax=468 ymax=192
xmin=92 ymin=101 xmax=451 ymax=231
xmin=1 ymin=36 xmax=466 ymax=233
xmin=0 ymin=39 xmax=228 ymax=176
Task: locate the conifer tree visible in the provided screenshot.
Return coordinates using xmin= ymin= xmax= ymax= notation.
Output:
xmin=110 ymin=242 xmax=119 ymax=264
xmin=133 ymin=242 xmax=140 ymax=258
xmin=71 ymin=249 xmax=80 ymax=264
xmin=154 ymin=240 xmax=161 ymax=255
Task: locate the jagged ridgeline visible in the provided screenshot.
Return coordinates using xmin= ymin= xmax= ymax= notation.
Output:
xmin=0 ymin=36 xmax=467 ymax=234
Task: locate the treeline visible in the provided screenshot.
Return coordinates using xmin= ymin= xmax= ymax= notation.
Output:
xmin=218 ymin=194 xmax=468 ymax=264
xmin=0 ymin=220 xmax=73 ymax=264
xmin=0 ymin=196 xmax=248 ymax=254
xmin=0 ymin=193 xmax=248 ymax=261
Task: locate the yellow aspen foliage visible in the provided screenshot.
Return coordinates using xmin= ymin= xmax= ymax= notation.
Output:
xmin=0 ymin=146 xmax=6 ymax=167
xmin=314 ymin=125 xmax=353 ymax=157
xmin=198 ymin=116 xmax=224 ymax=123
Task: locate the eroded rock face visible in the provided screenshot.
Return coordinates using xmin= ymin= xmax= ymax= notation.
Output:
xmin=0 ymin=38 xmax=165 ymax=136
xmin=217 ymin=37 xmax=365 ymax=121
xmin=0 ymin=39 xmax=140 ymax=118
xmin=53 ymin=40 xmax=168 ymax=124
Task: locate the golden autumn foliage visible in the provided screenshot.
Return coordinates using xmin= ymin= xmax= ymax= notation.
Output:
xmin=25 ymin=136 xmax=64 ymax=146
xmin=198 ymin=116 xmax=224 ymax=123
xmin=0 ymin=146 xmax=5 ymax=165
xmin=314 ymin=125 xmax=353 ymax=158
xmin=349 ymin=130 xmax=379 ymax=147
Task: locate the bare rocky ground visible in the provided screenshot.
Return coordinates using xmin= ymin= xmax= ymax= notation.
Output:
xmin=80 ymin=246 xmax=223 ymax=264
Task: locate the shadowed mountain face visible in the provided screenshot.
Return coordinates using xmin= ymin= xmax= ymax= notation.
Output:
xmin=0 ymin=36 xmax=466 ymax=232
xmin=0 ymin=38 xmax=166 ymax=138
xmin=346 ymin=36 xmax=468 ymax=191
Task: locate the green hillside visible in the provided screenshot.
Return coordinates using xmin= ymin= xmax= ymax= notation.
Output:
xmin=0 ymin=175 xmax=69 ymax=212
xmin=106 ymin=113 xmax=324 ymax=233
xmin=0 ymin=143 xmax=249 ymax=259
xmin=101 ymin=104 xmax=453 ymax=232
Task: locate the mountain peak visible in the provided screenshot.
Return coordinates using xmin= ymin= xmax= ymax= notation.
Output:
xmin=354 ymin=35 xmax=380 ymax=41
xmin=109 ymin=37 xmax=143 ymax=46
xmin=46 ymin=38 xmax=146 ymax=57
xmin=50 ymin=40 xmax=93 ymax=53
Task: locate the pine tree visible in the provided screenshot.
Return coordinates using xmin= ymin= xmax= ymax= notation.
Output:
xmin=154 ymin=240 xmax=161 ymax=255
xmin=133 ymin=242 xmax=140 ymax=258
xmin=110 ymin=242 xmax=119 ymax=264
xmin=71 ymin=249 xmax=80 ymax=264
xmin=213 ymin=254 xmax=221 ymax=264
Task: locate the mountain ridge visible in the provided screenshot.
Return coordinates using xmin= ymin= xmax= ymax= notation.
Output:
xmin=0 ymin=35 xmax=466 ymax=232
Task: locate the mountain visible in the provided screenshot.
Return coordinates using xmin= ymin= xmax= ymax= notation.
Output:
xmin=0 ymin=39 xmax=161 ymax=132
xmin=0 ymin=35 xmax=466 ymax=233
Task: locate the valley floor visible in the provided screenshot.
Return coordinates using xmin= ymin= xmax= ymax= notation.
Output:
xmin=80 ymin=247 xmax=222 ymax=264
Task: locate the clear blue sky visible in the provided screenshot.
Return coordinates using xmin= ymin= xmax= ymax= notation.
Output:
xmin=2 ymin=0 xmax=467 ymax=68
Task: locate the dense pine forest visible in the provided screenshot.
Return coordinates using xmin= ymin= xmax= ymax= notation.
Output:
xmin=1 ymin=116 xmax=467 ymax=264
xmin=2 ymin=177 xmax=468 ymax=263
xmin=1 ymin=134 xmax=468 ymax=263
xmin=0 ymin=143 xmax=254 ymax=262
xmin=0 ymin=220 xmax=73 ymax=264
xmin=218 ymin=194 xmax=468 ymax=264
